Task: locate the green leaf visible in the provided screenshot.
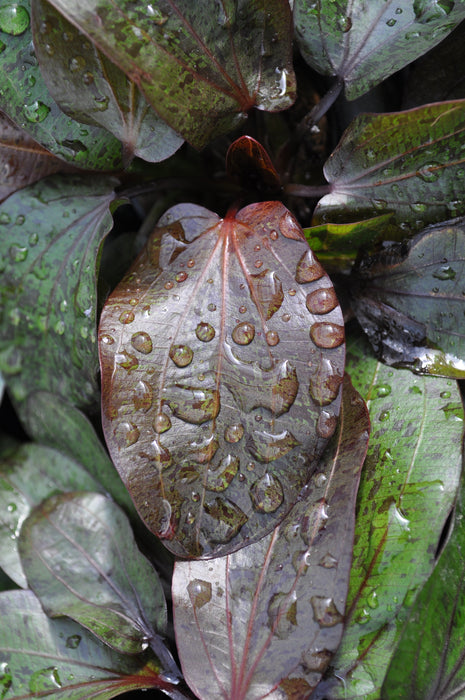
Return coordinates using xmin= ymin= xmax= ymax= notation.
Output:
xmin=352 ymin=217 xmax=465 ymax=377
xmin=45 ymin=0 xmax=296 ymax=148
xmin=382 ymin=473 xmax=465 ymax=699
xmin=0 ymin=174 xmax=120 ymax=410
xmin=31 ymin=0 xmax=183 ymax=164
xmin=0 ymin=0 xmax=124 ymax=169
xmin=314 ymin=327 xmax=464 ymax=699
xmin=173 ymin=375 xmax=369 ymax=700
xmin=294 ymin=0 xmax=465 ymax=101
xmin=0 ymin=443 xmax=103 ymax=588
xmin=314 ymin=101 xmax=465 ymax=232
xmin=19 ymin=492 xmax=169 ymax=659
xmin=99 ymin=201 xmax=345 ymax=558
xmin=0 ymin=588 xmax=176 ymax=699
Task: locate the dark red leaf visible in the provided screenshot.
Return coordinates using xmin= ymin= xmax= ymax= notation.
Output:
xmin=226 ymin=136 xmax=281 ymax=193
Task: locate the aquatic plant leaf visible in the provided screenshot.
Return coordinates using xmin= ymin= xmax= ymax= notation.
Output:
xmin=226 ymin=135 xmax=281 ymax=193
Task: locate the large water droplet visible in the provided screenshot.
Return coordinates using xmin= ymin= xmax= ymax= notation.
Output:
xmin=268 ymin=590 xmax=298 ymax=639
xmin=306 ymin=287 xmax=338 ymax=314
xmin=224 ymin=423 xmax=244 ymax=443
xmin=232 ymin=321 xmax=255 ymax=345
xmin=187 ymin=579 xmax=212 ymax=609
xmin=24 ymin=100 xmax=50 ymax=123
xmin=317 ymin=411 xmax=337 ymax=438
xmin=311 ymin=597 xmax=343 ymax=627
xmin=149 ymin=437 xmax=172 ymax=470
xmin=301 ymin=500 xmax=328 ymax=545
xmin=94 ymin=95 xmax=109 ymax=111
xmin=296 ymin=250 xmax=325 ymax=283
xmin=165 ymin=385 xmax=220 ymax=424
xmin=0 ymin=3 xmax=30 ymax=35
xmin=133 ymin=379 xmax=153 ymax=411
xmin=247 ymin=429 xmax=300 ymax=463
xmin=249 ymin=269 xmax=283 ymax=319
xmin=130 ymin=331 xmax=152 ymax=354
xmin=319 ymin=552 xmax=338 ymax=568
xmin=189 ymin=434 xmax=219 ymax=463
xmin=29 ymin=667 xmax=62 ymax=693
xmin=206 ymin=455 xmax=240 ymax=492
xmin=114 ymin=421 xmax=140 ymax=447
xmin=119 ymin=310 xmax=135 ymax=324
xmin=265 ymin=330 xmax=280 ymax=346
xmin=433 ymin=265 xmax=456 ymax=280
xmin=250 ymin=473 xmax=284 ymax=512
xmin=414 ymin=0 xmax=454 ymax=23
xmin=169 ymin=343 xmax=193 ymax=367
xmin=65 ymin=634 xmax=81 ymax=649
xmin=279 ymin=210 xmax=303 ymax=240
xmin=195 ymin=322 xmax=215 ymax=342
xmin=153 ymin=412 xmax=171 ymax=433
xmin=9 ymin=243 xmax=27 ymax=262
xmin=310 ymin=322 xmax=344 ymax=349
xmin=202 ymin=497 xmax=248 ymax=543
xmin=417 ymin=162 xmax=440 ymax=182
xmin=373 ymin=383 xmax=391 ymax=398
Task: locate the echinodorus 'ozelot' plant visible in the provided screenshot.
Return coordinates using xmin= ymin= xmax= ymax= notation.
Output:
xmin=0 ymin=1 xmax=465 ymax=699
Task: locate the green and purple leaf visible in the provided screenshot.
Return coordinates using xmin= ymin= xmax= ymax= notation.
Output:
xmin=99 ymin=201 xmax=345 ymax=558
xmin=173 ymin=375 xmax=369 ymax=700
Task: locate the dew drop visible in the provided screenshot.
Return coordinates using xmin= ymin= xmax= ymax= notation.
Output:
xmin=94 ymin=95 xmax=109 ymax=111
xmin=187 ymin=258 xmax=195 ymax=268
xmin=282 ymin=313 xmax=291 ymax=322
xmin=119 ymin=310 xmax=135 ymax=324
xmin=247 ymin=429 xmax=300 ymax=463
xmin=131 ymin=331 xmax=152 ymax=354
xmin=205 ymin=454 xmax=240 ymax=492
xmin=279 ymin=210 xmax=303 ymax=240
xmin=16 ymin=214 xmax=25 ymax=225
xmin=24 ymin=100 xmax=50 ymax=123
xmin=83 ymin=71 xmax=94 ymax=85
xmin=169 ymin=343 xmax=193 ymax=367
xmin=254 ymin=260 xmax=263 ymax=269
xmin=410 ymin=201 xmax=427 ymax=213
xmin=176 ymin=271 xmax=188 ymax=282
xmin=373 ymin=198 xmax=388 ymax=209
xmin=414 ymin=0 xmax=454 ymax=23
xmin=0 ymin=3 xmax=30 ymax=35
xmin=433 ymin=265 xmax=456 ymax=280
xmin=195 ymin=322 xmax=215 ymax=342
xmin=373 ymin=383 xmax=391 ymax=398
xmin=306 ymin=287 xmax=338 ymax=314
xmin=232 ymin=321 xmax=255 ymax=345
xmin=65 ymin=634 xmax=81 ymax=649
xmin=270 ymin=229 xmax=279 ymax=240
xmin=310 ymin=322 xmax=345 ymax=349
xmin=250 ymin=473 xmax=284 ymax=513
xmin=69 ymin=55 xmax=85 ymax=72
xmin=296 ymin=250 xmax=325 ymax=283
xmin=268 ymin=590 xmax=298 ymax=639
xmin=317 ymin=411 xmax=337 ymax=438
xmin=440 ymin=390 xmax=451 ymax=399
xmin=311 ymin=597 xmax=343 ymax=627
xmin=187 ymin=579 xmax=212 ymax=609
xmin=164 ymin=280 xmax=174 ymax=290
xmin=417 ymin=162 xmax=440 ymax=182
xmin=166 ymin=386 xmax=220 ymax=424
xmin=266 ymin=330 xmax=280 ymax=346
xmin=132 ymin=379 xmax=153 ymax=411
xmin=153 ymin=412 xmax=171 ymax=433
xmin=29 ymin=667 xmax=62 ymax=693
xmin=288 ymin=288 xmax=296 ymax=296
xmin=301 ymin=500 xmax=328 ymax=545
xmin=239 ymin=305 xmax=247 ymax=313
xmin=9 ymin=243 xmax=27 ymax=262
xmin=114 ymin=421 xmax=140 ymax=447
xmin=379 ymin=410 xmax=390 ymax=422
xmin=224 ymin=423 xmax=244 ymax=443
xmin=100 ymin=333 xmax=114 ymax=345
xmin=339 ymin=15 xmax=352 ymax=31
xmin=319 ymin=552 xmax=338 ymax=568
xmin=386 ymin=17 xmax=396 ymax=26
xmin=150 ymin=437 xmax=172 ymax=470
xmin=207 ymin=303 xmax=216 ymax=311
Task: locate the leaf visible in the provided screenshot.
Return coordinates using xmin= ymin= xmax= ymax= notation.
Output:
xmin=226 ymin=135 xmax=281 ymax=193
xmin=99 ymin=201 xmax=345 ymax=558
xmin=0 ymin=174 xmax=120 ymax=410
xmin=0 ymin=0 xmax=124 ymax=169
xmin=0 ymin=588 xmax=179 ymax=699
xmin=19 ymin=492 xmax=169 ymax=659
xmin=172 ymin=375 xmax=369 ymax=700
xmin=45 ymin=0 xmax=296 ymax=149
xmin=294 ymin=0 xmax=465 ymax=101
xmin=352 ymin=217 xmax=465 ymax=377
xmin=313 ymin=327 xmax=464 ymax=699
xmin=382 ymin=474 xmax=465 ymax=699
xmin=313 ymin=101 xmax=465 ymax=232
xmin=31 ymin=0 xmax=183 ymax=164
xmin=0 ymin=443 xmax=103 ymax=588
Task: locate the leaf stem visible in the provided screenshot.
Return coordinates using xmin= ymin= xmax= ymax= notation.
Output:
xmin=284 ymin=183 xmax=331 ymax=198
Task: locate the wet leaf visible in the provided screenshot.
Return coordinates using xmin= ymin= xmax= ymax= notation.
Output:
xmin=19 ymin=492 xmax=169 ymax=658
xmin=0 ymin=588 xmax=179 ymax=699
xmin=45 ymin=0 xmax=296 ymax=149
xmin=294 ymin=0 xmax=465 ymax=101
xmin=226 ymin=135 xmax=281 ymax=193
xmin=0 ymin=0 xmax=124 ymax=169
xmin=31 ymin=0 xmax=183 ymax=164
xmin=0 ymin=174 xmax=121 ymax=410
xmin=352 ymin=217 xmax=465 ymax=377
xmin=0 ymin=443 xmax=103 ymax=589
xmin=314 ymin=101 xmax=465 ymax=232
xmin=313 ymin=327 xmax=463 ymax=700
xmin=99 ymin=201 xmax=345 ymax=558
xmin=382 ymin=473 xmax=465 ymax=699
xmin=173 ymin=375 xmax=369 ymax=700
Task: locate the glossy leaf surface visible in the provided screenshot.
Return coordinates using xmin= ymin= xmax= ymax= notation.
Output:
xmin=0 ymin=589 xmax=177 ymax=699
xmin=313 ymin=328 xmax=464 ymax=699
xmin=45 ymin=0 xmax=296 ymax=148
xmin=0 ymin=0 xmax=124 ymax=169
xmin=99 ymin=201 xmax=345 ymax=558
xmin=226 ymin=136 xmax=281 ymax=193
xmin=32 ymin=0 xmax=183 ymax=164
xmin=0 ymin=443 xmax=102 ymax=589
xmin=0 ymin=174 xmax=119 ymax=410
xmin=352 ymin=218 xmax=465 ymax=377
xmin=294 ymin=0 xmax=465 ymax=100
xmin=314 ymin=101 xmax=465 ymax=231
xmin=19 ymin=492 xmax=168 ymax=656
xmin=173 ymin=375 xmax=369 ymax=700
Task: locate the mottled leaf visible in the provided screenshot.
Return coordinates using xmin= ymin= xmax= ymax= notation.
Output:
xmin=294 ymin=0 xmax=465 ymax=101
xmin=45 ymin=0 xmax=296 ymax=149
xmin=382 ymin=474 xmax=465 ymax=699
xmin=173 ymin=375 xmax=369 ymax=700
xmin=99 ymin=201 xmax=345 ymax=558
xmin=0 ymin=443 xmax=103 ymax=589
xmin=314 ymin=101 xmax=465 ymax=232
xmin=226 ymin=135 xmax=281 ymax=193
xmin=0 ymin=0 xmax=124 ymax=169
xmin=0 ymin=174 xmax=120 ymax=410
xmin=0 ymin=589 xmax=181 ymax=699
xmin=32 ymin=0 xmax=183 ymax=164
xmin=19 ymin=492 xmax=170 ymax=660
xmin=313 ymin=327 xmax=463 ymax=700
xmin=352 ymin=217 xmax=465 ymax=377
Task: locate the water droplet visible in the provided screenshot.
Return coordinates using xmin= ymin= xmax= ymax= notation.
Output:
xmin=83 ymin=71 xmax=94 ymax=85
xmin=410 ymin=201 xmax=427 ymax=213
xmin=166 ymin=385 xmax=220 ymax=424
xmin=164 ymin=280 xmax=174 ymax=290
xmin=24 ymin=100 xmax=50 ymax=123
xmin=386 ymin=17 xmax=396 ymax=26
xmin=150 ymin=437 xmax=172 ymax=470
xmin=339 ymin=15 xmax=352 ymax=31
xmin=266 ymin=330 xmax=280 ymax=346
xmin=29 ymin=667 xmax=62 ymax=693
xmin=367 ymin=589 xmax=379 ymax=609
xmin=310 ymin=596 xmax=343 ymax=627
xmin=65 ymin=634 xmax=81 ymax=649
xmin=94 ymin=95 xmax=109 ymax=111
xmin=310 ymin=322 xmax=344 ymax=349
xmin=69 ymin=55 xmax=85 ymax=72
xmin=100 ymin=333 xmax=114 ymax=345
xmin=0 ymin=3 xmax=30 ymax=35
xmin=54 ymin=320 xmax=65 ymax=335
xmin=131 ymin=331 xmax=152 ymax=354
xmin=169 ymin=343 xmax=193 ymax=367
xmin=187 ymin=258 xmax=195 ymax=268
xmin=0 ymin=662 xmax=12 ymax=697
xmin=250 ymin=473 xmax=284 ymax=512
xmin=250 ymin=269 xmax=283 ymax=319
xmin=195 ymin=322 xmax=215 ymax=342
xmin=44 ymin=43 xmax=54 ymax=55
xmin=153 ymin=412 xmax=171 ymax=433
xmin=254 ymin=260 xmax=263 ymax=269
xmin=289 ymin=288 xmax=296 ymax=296
xmin=309 ymin=357 xmax=343 ymax=406
xmin=301 ymin=500 xmax=328 ymax=545
xmin=239 ymin=305 xmax=247 ymax=313
xmin=296 ymin=250 xmax=325 ymax=283
xmin=317 ymin=411 xmax=337 ymax=438
xmin=207 ymin=303 xmax=216 ymax=311
xmin=440 ymin=390 xmax=451 ymax=399
xmin=9 ymin=243 xmax=27 ymax=262
xmin=114 ymin=421 xmax=140 ymax=447
xmin=373 ymin=198 xmax=388 ymax=209
xmin=306 ymin=287 xmax=338 ymax=314
xmin=414 ymin=0 xmax=454 ymax=23
xmin=247 ymin=429 xmax=300 ymax=463
xmin=206 ymin=454 xmax=240 ymax=492
xmin=176 ymin=271 xmax=188 ymax=282
xmin=232 ymin=321 xmax=255 ymax=345
xmin=270 ymin=229 xmax=279 ymax=240
xmin=16 ymin=214 xmax=25 ymax=225
xmin=379 ymin=410 xmax=390 ymax=422
xmin=373 ymin=383 xmax=391 ymax=398
xmin=0 ymin=212 xmax=11 ymax=224
xmin=319 ymin=552 xmax=338 ymax=568
xmin=187 ymin=579 xmax=212 ymax=609
xmin=224 ymin=423 xmax=244 ymax=443
xmin=433 ymin=265 xmax=456 ymax=280
xmin=396 ymin=6 xmax=403 ymax=12
xmin=282 ymin=313 xmax=290 ymax=322
xmin=279 ymin=210 xmax=303 ymax=240
xmin=313 ymin=472 xmax=327 ymax=488
xmin=119 ymin=310 xmax=135 ymax=324
xmin=417 ymin=162 xmax=440 ymax=182
xmin=268 ymin=590 xmax=298 ymax=639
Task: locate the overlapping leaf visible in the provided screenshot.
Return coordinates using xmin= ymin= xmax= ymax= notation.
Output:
xmin=313 ymin=328 xmax=464 ymax=699
xmin=0 ymin=0 xmax=124 ymax=169
xmin=0 ymin=174 xmax=120 ymax=410
xmin=99 ymin=201 xmax=345 ymax=558
xmin=31 ymin=0 xmax=183 ymax=164
xmin=45 ymin=0 xmax=296 ymax=148
xmin=173 ymin=375 xmax=369 ymax=700
xmin=314 ymin=101 xmax=465 ymax=231
xmin=294 ymin=0 xmax=465 ymax=100
xmin=352 ymin=217 xmax=465 ymax=377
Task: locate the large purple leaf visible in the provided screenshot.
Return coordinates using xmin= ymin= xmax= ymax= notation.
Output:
xmin=172 ymin=375 xmax=369 ymax=700
xmin=44 ymin=0 xmax=296 ymax=149
xmin=99 ymin=201 xmax=345 ymax=558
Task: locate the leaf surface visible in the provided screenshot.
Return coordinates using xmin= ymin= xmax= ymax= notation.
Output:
xmin=45 ymin=0 xmax=296 ymax=148
xmin=314 ymin=101 xmax=465 ymax=232
xmin=294 ymin=0 xmax=465 ymax=100
xmin=352 ymin=217 xmax=465 ymax=377
xmin=173 ymin=375 xmax=369 ymax=700
xmin=0 ymin=174 xmax=120 ymax=410
xmin=31 ymin=0 xmax=183 ymax=164
xmin=99 ymin=201 xmax=345 ymax=558
xmin=313 ymin=327 xmax=464 ymax=699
